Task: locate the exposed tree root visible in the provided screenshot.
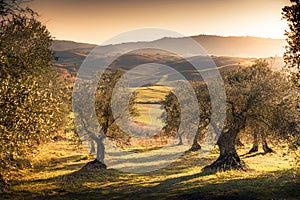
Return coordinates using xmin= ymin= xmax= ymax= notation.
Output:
xmin=189 ymin=141 xmax=201 ymax=152
xmin=81 ymin=159 xmax=107 ymax=171
xmin=235 ymin=138 xmax=244 ymax=147
xmin=177 ymin=135 xmax=183 ymax=146
xmin=247 ymin=145 xmax=259 ymax=154
xmin=203 ymin=153 xmax=247 ymax=172
xmin=263 ymin=144 xmax=274 ymax=154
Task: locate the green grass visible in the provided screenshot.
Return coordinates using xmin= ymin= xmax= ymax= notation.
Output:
xmin=134 ymin=85 xmax=171 ymax=103
xmin=133 ymin=104 xmax=165 ymax=126
xmin=132 ymin=85 xmax=170 ymax=126
xmin=1 ymin=141 xmax=299 ymax=200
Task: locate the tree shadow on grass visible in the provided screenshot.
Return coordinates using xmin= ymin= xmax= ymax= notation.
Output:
xmin=2 ymin=151 xmax=212 ymax=199
xmin=143 ymin=169 xmax=300 ymax=200
xmin=2 ymin=149 xmax=299 ymax=200
xmin=30 ymin=154 xmax=89 ymax=172
xmin=239 ymin=152 xmax=266 ymax=158
xmin=239 ymin=150 xmax=277 ymax=159
xmin=6 ymin=168 xmax=299 ymax=200
xmin=2 ymin=167 xmax=299 ymax=200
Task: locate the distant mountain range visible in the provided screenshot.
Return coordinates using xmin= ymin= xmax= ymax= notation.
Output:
xmin=51 ymin=35 xmax=285 ymax=78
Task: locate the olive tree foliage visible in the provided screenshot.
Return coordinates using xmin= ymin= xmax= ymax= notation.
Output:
xmin=282 ymin=0 xmax=300 ymax=150
xmin=0 ymin=0 xmax=66 ymax=187
xmin=282 ymin=0 xmax=300 ymax=88
xmin=160 ymin=92 xmax=182 ymax=144
xmin=0 ymin=0 xmax=32 ymax=22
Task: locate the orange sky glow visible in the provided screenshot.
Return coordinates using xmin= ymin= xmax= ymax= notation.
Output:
xmin=27 ymin=0 xmax=290 ymax=45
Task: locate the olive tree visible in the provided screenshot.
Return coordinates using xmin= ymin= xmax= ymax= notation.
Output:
xmin=163 ymin=61 xmax=295 ymax=171
xmin=161 ymin=81 xmax=211 ymax=151
xmin=204 ymin=61 xmax=293 ymax=171
xmin=282 ymin=0 xmax=300 ymax=89
xmin=0 ymin=2 xmax=66 ymax=189
xmin=282 ymin=0 xmax=300 ymax=151
xmin=73 ymin=70 xmax=137 ymax=168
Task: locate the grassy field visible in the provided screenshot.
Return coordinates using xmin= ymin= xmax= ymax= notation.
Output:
xmin=134 ymin=85 xmax=171 ymax=103
xmin=1 ymin=139 xmax=299 ymax=200
xmin=2 ymin=69 xmax=298 ymax=200
xmin=132 ymin=85 xmax=170 ymax=126
xmin=3 ymin=82 xmax=298 ymax=200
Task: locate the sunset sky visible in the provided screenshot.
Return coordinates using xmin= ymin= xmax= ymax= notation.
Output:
xmin=27 ymin=0 xmax=290 ymax=45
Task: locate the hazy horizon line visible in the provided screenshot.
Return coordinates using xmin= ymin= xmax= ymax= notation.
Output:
xmin=52 ymin=33 xmax=286 ymax=46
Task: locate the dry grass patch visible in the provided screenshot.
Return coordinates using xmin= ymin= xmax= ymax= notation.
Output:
xmin=1 ymin=141 xmax=299 ymax=200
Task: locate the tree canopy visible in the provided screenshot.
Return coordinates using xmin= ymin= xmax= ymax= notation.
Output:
xmin=162 ymin=61 xmax=298 ymax=171
xmin=0 ymin=0 xmax=66 ymax=186
xmin=282 ymin=0 xmax=300 ymax=88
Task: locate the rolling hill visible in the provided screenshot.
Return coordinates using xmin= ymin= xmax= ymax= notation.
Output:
xmin=51 ymin=35 xmax=285 ymax=78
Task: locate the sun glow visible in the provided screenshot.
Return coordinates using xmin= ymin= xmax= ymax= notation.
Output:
xmin=28 ymin=0 xmax=290 ymax=44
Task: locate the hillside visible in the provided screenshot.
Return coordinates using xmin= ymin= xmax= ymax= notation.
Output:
xmin=192 ymin=35 xmax=284 ymax=58
xmin=51 ymin=35 xmax=284 ymax=77
xmin=51 ymin=40 xmax=97 ymax=52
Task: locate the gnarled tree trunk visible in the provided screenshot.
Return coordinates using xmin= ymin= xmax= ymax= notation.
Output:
xmin=204 ymin=121 xmax=247 ymax=172
xmin=95 ymin=135 xmax=105 ymax=163
xmin=261 ymin=132 xmax=273 ymax=154
xmin=84 ymin=130 xmax=107 ymax=169
xmin=248 ymin=131 xmax=259 ymax=153
xmin=177 ymin=133 xmax=183 ymax=145
xmin=189 ymin=132 xmax=201 ymax=151
xmin=90 ymin=139 xmax=96 ymax=155
xmin=248 ymin=128 xmax=273 ymax=154
xmin=235 ymin=135 xmax=244 ymax=147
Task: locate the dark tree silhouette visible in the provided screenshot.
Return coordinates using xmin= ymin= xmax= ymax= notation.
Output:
xmin=282 ymin=0 xmax=300 ymax=150
xmin=282 ymin=0 xmax=300 ymax=89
